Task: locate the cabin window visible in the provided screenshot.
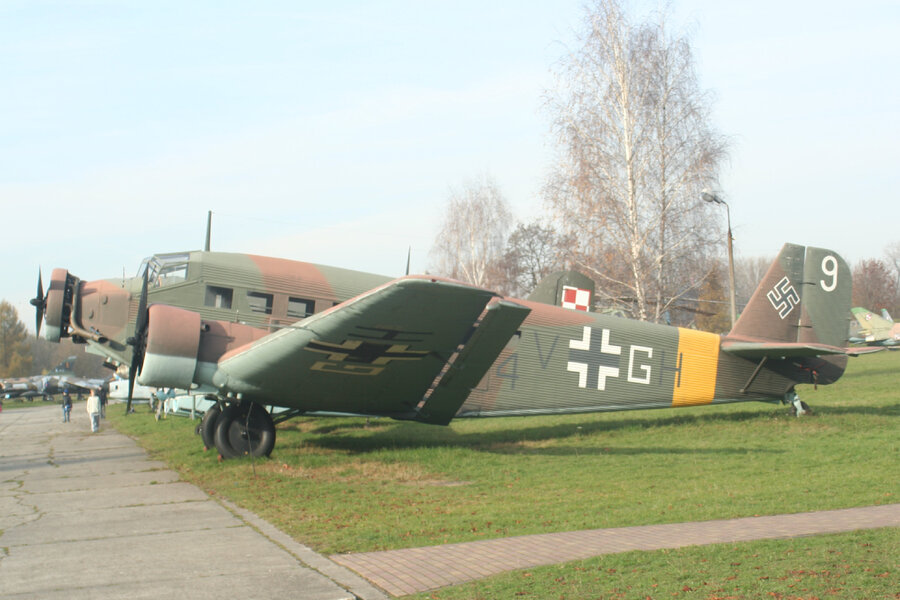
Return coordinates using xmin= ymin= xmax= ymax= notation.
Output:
xmin=205 ymin=286 xmax=233 ymax=309
xmin=247 ymin=291 xmax=273 ymax=315
xmin=287 ymin=297 xmax=314 ymax=319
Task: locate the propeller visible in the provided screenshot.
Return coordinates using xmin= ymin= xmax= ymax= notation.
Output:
xmin=29 ymin=270 xmax=45 ymax=337
xmin=125 ymin=270 xmax=149 ymax=414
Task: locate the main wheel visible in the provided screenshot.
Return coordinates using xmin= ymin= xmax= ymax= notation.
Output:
xmin=199 ymin=404 xmax=221 ymax=451
xmin=214 ymin=402 xmax=276 ymax=459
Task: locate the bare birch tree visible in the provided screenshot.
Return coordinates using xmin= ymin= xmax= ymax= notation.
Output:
xmin=430 ymin=174 xmax=513 ymax=289
xmin=544 ymin=0 xmax=727 ymax=321
xmin=497 ymin=221 xmax=567 ymax=297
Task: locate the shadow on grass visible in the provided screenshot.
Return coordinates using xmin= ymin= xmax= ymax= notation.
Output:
xmin=476 ymin=445 xmax=783 ymax=457
xmin=292 ymin=408 xmax=793 ymax=455
xmin=813 ymin=402 xmax=900 ymax=417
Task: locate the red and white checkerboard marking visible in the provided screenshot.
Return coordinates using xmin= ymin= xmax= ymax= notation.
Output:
xmin=561 ymin=286 xmax=591 ymax=311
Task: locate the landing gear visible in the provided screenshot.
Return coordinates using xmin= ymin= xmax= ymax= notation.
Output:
xmin=213 ymin=401 xmax=276 ymax=459
xmin=198 ymin=404 xmax=222 ymax=451
xmin=785 ymin=391 xmax=812 ymax=416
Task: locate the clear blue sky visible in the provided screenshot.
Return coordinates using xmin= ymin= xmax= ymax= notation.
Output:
xmin=2 ymin=0 xmax=898 ymax=327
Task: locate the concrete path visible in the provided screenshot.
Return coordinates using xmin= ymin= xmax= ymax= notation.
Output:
xmin=3 ymin=403 xmax=896 ymax=599
xmin=0 ymin=404 xmax=386 ymax=600
xmin=332 ymin=505 xmax=900 ymax=596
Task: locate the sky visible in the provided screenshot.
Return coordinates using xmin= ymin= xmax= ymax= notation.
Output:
xmin=2 ymin=0 xmax=898 ymax=328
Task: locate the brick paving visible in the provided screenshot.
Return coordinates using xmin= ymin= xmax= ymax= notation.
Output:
xmin=331 ymin=504 xmax=900 ymax=596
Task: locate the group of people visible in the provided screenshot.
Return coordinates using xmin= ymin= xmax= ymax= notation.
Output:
xmin=61 ymin=385 xmax=107 ymax=433
xmin=60 ymin=385 xmax=175 ymax=432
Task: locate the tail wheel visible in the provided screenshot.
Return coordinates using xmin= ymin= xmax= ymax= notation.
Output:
xmin=214 ymin=402 xmax=276 ymax=459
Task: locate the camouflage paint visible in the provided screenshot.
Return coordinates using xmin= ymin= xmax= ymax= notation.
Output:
xmin=38 ymin=243 xmax=856 ymax=453
xmin=44 ymin=250 xmax=391 ymax=371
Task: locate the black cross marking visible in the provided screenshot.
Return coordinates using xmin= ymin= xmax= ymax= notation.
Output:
xmin=349 ymin=326 xmax=431 ymax=343
xmin=567 ymin=327 xmax=621 ymax=390
xmin=306 ymin=339 xmax=428 ymax=365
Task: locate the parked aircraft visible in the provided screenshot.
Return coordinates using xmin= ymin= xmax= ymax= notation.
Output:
xmin=0 ymin=357 xmax=106 ymax=400
xmin=31 ymin=243 xmax=861 ymax=459
xmin=849 ymin=307 xmax=900 ymax=347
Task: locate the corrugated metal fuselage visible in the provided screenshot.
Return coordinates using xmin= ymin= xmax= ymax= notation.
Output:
xmin=458 ymin=299 xmax=796 ymax=418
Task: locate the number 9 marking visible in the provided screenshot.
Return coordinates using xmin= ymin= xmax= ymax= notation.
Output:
xmin=821 ymin=255 xmax=838 ymax=292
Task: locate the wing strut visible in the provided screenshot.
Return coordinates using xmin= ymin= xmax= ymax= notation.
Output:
xmin=739 ymin=356 xmax=768 ymax=395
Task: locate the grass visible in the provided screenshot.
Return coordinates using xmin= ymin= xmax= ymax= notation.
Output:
xmin=1 ymin=396 xmax=63 ymax=409
xmin=108 ymin=351 xmax=899 ymax=596
xmin=410 ymin=528 xmax=899 ymax=599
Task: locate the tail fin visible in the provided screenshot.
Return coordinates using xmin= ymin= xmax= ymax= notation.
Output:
xmin=851 ymin=307 xmax=894 ymax=339
xmin=50 ymin=356 xmax=78 ymax=375
xmin=882 ymin=308 xmax=893 ymax=323
xmin=527 ymin=271 xmax=596 ymax=312
xmin=729 ymin=243 xmax=851 ymax=348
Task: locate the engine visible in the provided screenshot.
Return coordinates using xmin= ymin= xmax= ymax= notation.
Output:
xmin=44 ymin=268 xmax=76 ymax=342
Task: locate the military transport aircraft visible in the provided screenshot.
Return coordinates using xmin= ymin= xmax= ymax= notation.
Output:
xmin=849 ymin=307 xmax=900 ymax=347
xmin=0 ymin=356 xmax=106 ymax=400
xmin=30 ymin=243 xmax=861 ymax=460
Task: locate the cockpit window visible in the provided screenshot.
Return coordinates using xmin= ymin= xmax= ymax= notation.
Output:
xmin=137 ymin=253 xmax=190 ymax=287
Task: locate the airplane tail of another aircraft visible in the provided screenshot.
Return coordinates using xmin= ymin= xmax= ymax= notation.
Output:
xmin=728 ymin=243 xmax=851 ymax=348
xmin=527 ymin=271 xmax=596 ymax=312
xmin=851 ymin=307 xmax=895 ymax=339
xmin=49 ymin=356 xmax=78 ymax=375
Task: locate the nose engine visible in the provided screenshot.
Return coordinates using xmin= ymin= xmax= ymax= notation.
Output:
xmin=42 ymin=268 xmax=77 ymax=342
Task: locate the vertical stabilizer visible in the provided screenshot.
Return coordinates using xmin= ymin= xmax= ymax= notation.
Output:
xmin=527 ymin=271 xmax=596 ymax=312
xmin=729 ymin=243 xmax=851 ymax=348
xmin=729 ymin=243 xmax=805 ymax=343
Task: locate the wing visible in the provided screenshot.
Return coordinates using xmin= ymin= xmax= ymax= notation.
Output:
xmin=211 ymin=277 xmax=530 ymax=421
xmin=57 ymin=376 xmax=104 ymax=392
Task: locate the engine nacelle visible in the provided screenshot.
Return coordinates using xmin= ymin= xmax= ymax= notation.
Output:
xmin=138 ymin=304 xmax=201 ymax=390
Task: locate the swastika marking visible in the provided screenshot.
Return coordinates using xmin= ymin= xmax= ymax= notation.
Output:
xmin=766 ymin=276 xmax=800 ymax=319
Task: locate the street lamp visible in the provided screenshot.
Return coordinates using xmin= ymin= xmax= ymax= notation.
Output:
xmin=702 ymin=191 xmax=737 ymax=328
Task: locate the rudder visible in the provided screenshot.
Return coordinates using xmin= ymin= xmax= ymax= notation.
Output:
xmin=798 ymin=246 xmax=851 ymax=348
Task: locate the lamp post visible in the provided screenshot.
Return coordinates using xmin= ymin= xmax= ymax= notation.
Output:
xmin=702 ymin=191 xmax=737 ymax=328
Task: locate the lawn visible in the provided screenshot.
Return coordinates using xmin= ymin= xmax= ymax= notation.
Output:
xmin=410 ymin=528 xmax=899 ymax=599
xmin=108 ymin=350 xmax=898 ymax=597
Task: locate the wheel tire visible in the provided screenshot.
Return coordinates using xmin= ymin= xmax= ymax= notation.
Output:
xmin=199 ymin=405 xmax=221 ymax=451
xmin=214 ymin=403 xmax=276 ymax=459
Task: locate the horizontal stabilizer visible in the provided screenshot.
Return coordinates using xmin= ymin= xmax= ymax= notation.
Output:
xmin=721 ymin=340 xmax=882 ymax=359
xmin=416 ymin=300 xmax=530 ymax=425
xmin=721 ymin=340 xmax=849 ymax=359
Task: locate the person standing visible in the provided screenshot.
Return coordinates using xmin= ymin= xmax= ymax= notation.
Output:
xmin=98 ymin=383 xmax=108 ymax=418
xmin=86 ymin=389 xmax=101 ymax=432
xmin=62 ymin=389 xmax=72 ymax=423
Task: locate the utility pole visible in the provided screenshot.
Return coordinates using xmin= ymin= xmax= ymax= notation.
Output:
xmin=702 ymin=192 xmax=737 ymax=328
